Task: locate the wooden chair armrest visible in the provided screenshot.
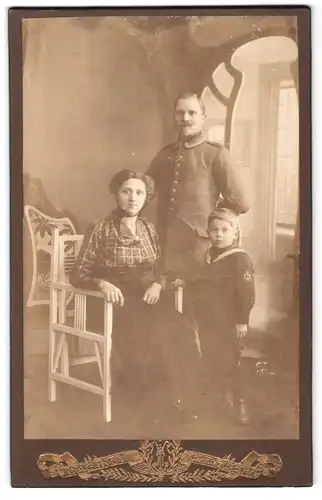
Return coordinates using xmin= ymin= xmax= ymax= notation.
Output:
xmin=52 ymin=281 xmax=105 ymax=300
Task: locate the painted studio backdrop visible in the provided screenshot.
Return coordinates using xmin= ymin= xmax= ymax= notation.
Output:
xmin=22 ymin=15 xmax=299 ymax=439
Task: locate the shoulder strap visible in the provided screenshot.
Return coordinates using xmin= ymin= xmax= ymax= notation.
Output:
xmin=206 ymin=140 xmax=223 ymax=148
xmin=206 ymin=247 xmax=246 ymax=265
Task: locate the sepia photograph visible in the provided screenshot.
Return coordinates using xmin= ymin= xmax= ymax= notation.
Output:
xmin=10 ymin=6 xmax=312 ymax=487
xmin=22 ymin=12 xmax=300 ymax=441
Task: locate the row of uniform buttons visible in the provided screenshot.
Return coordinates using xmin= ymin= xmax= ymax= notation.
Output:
xmin=169 ymin=153 xmax=184 ymax=212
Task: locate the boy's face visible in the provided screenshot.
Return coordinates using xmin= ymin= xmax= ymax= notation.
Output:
xmin=208 ymin=218 xmax=237 ymax=249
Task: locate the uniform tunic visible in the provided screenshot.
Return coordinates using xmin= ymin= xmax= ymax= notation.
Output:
xmin=147 ymin=132 xmax=249 ymax=279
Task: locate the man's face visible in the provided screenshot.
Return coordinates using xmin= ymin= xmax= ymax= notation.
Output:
xmin=174 ymin=96 xmax=205 ymax=139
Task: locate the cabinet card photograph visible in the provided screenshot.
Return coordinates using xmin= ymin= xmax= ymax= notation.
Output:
xmin=10 ymin=6 xmax=312 ymax=487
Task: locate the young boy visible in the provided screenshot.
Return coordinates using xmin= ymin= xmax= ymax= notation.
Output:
xmin=189 ymin=207 xmax=255 ymax=424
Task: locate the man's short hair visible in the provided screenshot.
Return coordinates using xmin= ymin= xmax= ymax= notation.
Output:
xmin=173 ymin=91 xmax=206 ymax=115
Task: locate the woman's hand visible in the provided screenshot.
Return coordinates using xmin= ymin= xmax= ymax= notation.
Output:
xmin=98 ymin=280 xmax=124 ymax=306
xmin=143 ymin=282 xmax=162 ymax=305
xmin=235 ymin=324 xmax=248 ymax=339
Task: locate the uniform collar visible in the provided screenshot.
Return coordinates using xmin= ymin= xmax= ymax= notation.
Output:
xmin=209 ymin=243 xmax=238 ymax=262
xmin=180 ymin=131 xmax=206 ymax=149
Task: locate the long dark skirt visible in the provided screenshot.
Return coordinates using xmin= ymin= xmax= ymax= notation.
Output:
xmin=86 ymin=288 xmax=201 ymax=411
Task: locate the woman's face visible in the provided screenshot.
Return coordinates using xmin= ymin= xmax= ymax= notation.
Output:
xmin=117 ymin=178 xmax=147 ymax=216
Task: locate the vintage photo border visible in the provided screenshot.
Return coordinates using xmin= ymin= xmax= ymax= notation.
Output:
xmin=9 ymin=6 xmax=312 ymax=487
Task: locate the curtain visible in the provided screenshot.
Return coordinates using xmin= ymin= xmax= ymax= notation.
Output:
xmin=256 ymin=70 xmax=280 ymax=263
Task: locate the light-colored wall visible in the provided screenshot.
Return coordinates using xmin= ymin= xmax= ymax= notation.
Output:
xmin=23 ymin=18 xmax=163 ymax=225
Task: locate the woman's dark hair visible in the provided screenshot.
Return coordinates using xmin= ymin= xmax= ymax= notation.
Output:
xmin=109 ymin=169 xmax=156 ymax=204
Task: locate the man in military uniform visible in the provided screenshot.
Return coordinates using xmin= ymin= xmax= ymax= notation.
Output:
xmin=147 ymin=91 xmax=249 ymax=282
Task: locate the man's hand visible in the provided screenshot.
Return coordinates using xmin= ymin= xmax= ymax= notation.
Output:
xmin=235 ymin=324 xmax=248 ymax=339
xmin=143 ymin=282 xmax=162 ymax=305
xmin=98 ymin=280 xmax=124 ymax=306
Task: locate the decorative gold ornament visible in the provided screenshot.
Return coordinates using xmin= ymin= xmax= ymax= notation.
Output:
xmin=37 ymin=440 xmax=283 ymax=483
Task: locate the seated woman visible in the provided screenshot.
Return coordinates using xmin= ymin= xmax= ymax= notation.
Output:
xmin=70 ymin=169 xmax=201 ymax=424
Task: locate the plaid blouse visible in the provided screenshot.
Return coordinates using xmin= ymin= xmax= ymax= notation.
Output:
xmin=71 ymin=210 xmax=163 ymax=290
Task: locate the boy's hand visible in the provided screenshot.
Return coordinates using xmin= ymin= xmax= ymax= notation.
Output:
xmin=143 ymin=282 xmax=162 ymax=305
xmin=235 ymin=324 xmax=248 ymax=338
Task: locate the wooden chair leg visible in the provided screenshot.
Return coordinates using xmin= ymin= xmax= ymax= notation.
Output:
xmin=49 ymin=327 xmax=57 ymax=402
xmin=103 ymin=302 xmax=113 ymax=423
xmin=66 ymin=299 xmax=79 ymax=356
xmin=94 ymin=342 xmax=103 ymax=383
xmin=53 ymin=333 xmax=65 ymax=372
xmin=61 ymin=335 xmax=70 ymax=377
xmin=49 ymin=286 xmax=58 ymax=402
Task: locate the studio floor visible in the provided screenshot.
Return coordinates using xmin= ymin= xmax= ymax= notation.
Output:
xmin=24 ymin=320 xmax=299 ymax=440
